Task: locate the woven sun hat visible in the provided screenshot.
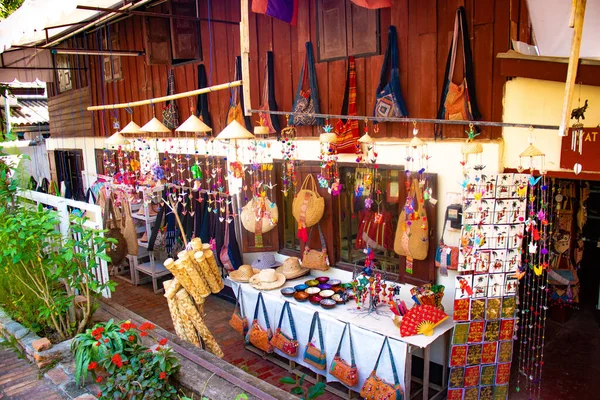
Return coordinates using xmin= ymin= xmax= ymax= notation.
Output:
xmin=229 ymin=264 xmax=260 ymax=283
xmin=249 ymin=268 xmax=286 ymax=290
xmin=252 ymin=253 xmax=281 ymax=270
xmin=276 ymin=257 xmax=310 ymax=280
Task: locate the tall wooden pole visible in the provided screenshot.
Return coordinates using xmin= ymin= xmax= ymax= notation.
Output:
xmin=558 ymin=0 xmax=587 ymax=137
xmin=240 ymin=0 xmax=252 ymax=116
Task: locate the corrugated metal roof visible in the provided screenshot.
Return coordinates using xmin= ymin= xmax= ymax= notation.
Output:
xmin=1 ymin=99 xmax=49 ymax=126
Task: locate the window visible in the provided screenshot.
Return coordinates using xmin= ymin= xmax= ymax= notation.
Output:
xmin=56 ymin=54 xmax=72 ymax=92
xmin=144 ymin=0 xmax=202 ymax=66
xmin=317 ymin=0 xmax=379 ymax=61
xmin=275 ymin=161 xmax=437 ymax=285
xmin=103 ymin=26 xmax=123 ymax=83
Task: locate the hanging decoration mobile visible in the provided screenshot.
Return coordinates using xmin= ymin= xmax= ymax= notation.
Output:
xmin=568 ymin=87 xmax=588 ymax=175
xmin=318 ymin=120 xmax=341 ymax=195
xmin=460 ymin=123 xmax=484 ymax=173
xmin=355 ymin=122 xmax=378 ymax=209
xmin=280 ymin=117 xmax=298 ymax=197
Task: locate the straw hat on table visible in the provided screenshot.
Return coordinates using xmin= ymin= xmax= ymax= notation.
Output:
xmin=276 ymin=257 xmax=310 ymax=280
xmin=249 ymin=268 xmax=286 ymax=290
xmin=228 ymin=264 xmax=260 ymax=283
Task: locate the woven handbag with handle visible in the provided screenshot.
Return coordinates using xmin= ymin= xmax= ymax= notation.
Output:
xmin=330 ymin=323 xmax=358 ymax=387
xmin=303 ymin=312 xmax=327 ymax=370
xmin=302 ymin=223 xmax=329 ymax=271
xmin=360 ymin=337 xmax=404 ymax=400
xmin=270 ymin=302 xmax=298 ymax=357
xmin=394 ymin=178 xmax=429 ymax=260
xmin=240 ymin=196 xmax=278 ymax=248
xmin=292 ymin=174 xmax=324 ymax=241
xmin=245 ymin=293 xmax=274 ymax=353
xmin=102 ymin=192 xmax=127 ymax=266
xmin=229 ymin=286 xmax=248 ymax=336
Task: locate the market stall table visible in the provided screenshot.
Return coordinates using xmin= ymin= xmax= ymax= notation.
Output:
xmin=230 ymin=277 xmax=454 ymax=399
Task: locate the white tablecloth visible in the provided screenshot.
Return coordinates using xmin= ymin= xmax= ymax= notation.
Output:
xmin=231 ymin=277 xmax=451 ymax=392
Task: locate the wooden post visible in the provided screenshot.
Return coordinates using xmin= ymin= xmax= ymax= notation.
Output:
xmin=239 ymin=0 xmax=252 ymax=116
xmin=558 ymin=0 xmax=587 ymax=137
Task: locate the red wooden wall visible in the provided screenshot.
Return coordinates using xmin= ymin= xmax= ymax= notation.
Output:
xmin=50 ymin=0 xmax=533 ymax=141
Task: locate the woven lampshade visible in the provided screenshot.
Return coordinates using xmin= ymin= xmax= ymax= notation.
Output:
xmin=105 ymin=131 xmax=131 ymax=146
xmin=519 ymin=144 xmax=544 ymax=157
xmin=461 ymin=141 xmax=483 ymax=155
xmin=176 ymin=114 xmax=212 ymax=133
xmin=216 ymin=120 xmax=255 ymax=140
xmin=358 ymin=132 xmax=375 ymax=143
xmin=254 ymin=125 xmax=270 ymax=135
xmin=141 ymin=117 xmax=171 ymax=133
xmin=319 ymin=132 xmax=337 ymax=143
xmin=409 ymin=136 xmax=425 ymax=147
xmin=119 ymin=121 xmax=144 ymax=135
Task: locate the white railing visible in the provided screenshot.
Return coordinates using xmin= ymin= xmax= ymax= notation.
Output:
xmin=16 ymin=189 xmax=111 ymax=298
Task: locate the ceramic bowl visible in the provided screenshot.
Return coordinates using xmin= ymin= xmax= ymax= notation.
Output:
xmin=305 ymin=287 xmax=321 ymax=295
xmin=320 ymin=299 xmax=336 ymax=309
xmin=328 ymin=279 xmax=341 ymax=286
xmin=331 ymin=293 xmax=345 ymax=304
xmin=309 ymin=295 xmax=324 ymax=305
xmin=319 ymin=289 xmax=334 ymax=298
xmin=305 ymin=279 xmax=319 ymax=287
xmin=318 ymin=283 xmax=332 ymax=290
xmin=281 ymin=287 xmax=296 ymax=297
xmin=294 ymin=284 xmax=309 ymax=291
xmin=316 ymin=276 xmax=330 ymax=284
xmin=329 ymin=286 xmax=341 ymax=293
xmin=294 ymin=291 xmax=309 ymax=302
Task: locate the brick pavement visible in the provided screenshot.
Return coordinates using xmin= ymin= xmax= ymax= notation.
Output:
xmin=0 ymin=346 xmax=65 ymax=400
xmin=107 ymin=279 xmax=344 ymax=399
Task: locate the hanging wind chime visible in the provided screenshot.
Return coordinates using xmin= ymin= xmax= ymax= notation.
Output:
xmin=460 ymin=124 xmax=484 ymax=173
xmin=318 ymin=121 xmax=341 ymax=195
xmin=280 ymin=118 xmax=298 ymax=197
xmin=355 ymin=122 xmax=378 ymax=210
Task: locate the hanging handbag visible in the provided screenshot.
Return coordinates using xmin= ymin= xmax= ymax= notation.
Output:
xmin=120 ymin=196 xmax=138 ymax=256
xmin=102 ymin=192 xmax=127 ymax=266
xmin=302 ymin=224 xmax=330 ymax=271
xmin=270 ymin=302 xmax=299 ymax=357
xmin=303 ymin=312 xmax=327 ymax=370
xmin=360 ymin=337 xmax=404 ymax=400
xmin=373 ymin=26 xmax=408 ymax=118
xmin=227 ymin=57 xmax=253 ymax=129
xmin=435 ymin=7 xmax=481 ymax=139
xmin=241 ymin=196 xmax=278 ymax=248
xmin=258 ymin=51 xmax=280 ymax=134
xmin=162 ymin=69 xmax=179 ymax=129
xmin=334 ymin=56 xmax=360 ymax=154
xmin=435 ymin=206 xmax=460 ymax=274
xmin=289 ymin=42 xmax=323 ymax=127
xmin=355 ymin=208 xmax=394 ymax=252
xmin=292 ymin=174 xmax=325 ymax=241
xmin=245 ymin=292 xmax=274 ymax=353
xmin=220 ymin=207 xmax=234 ymax=272
xmin=330 ymin=323 xmax=358 ymax=387
xmin=195 ymin=64 xmax=213 ymax=130
xmin=394 ymin=179 xmax=429 ymax=260
xmin=229 ymin=286 xmax=249 ymax=336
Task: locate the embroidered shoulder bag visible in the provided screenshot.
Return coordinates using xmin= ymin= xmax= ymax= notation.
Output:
xmin=229 ymin=285 xmax=248 ymax=336
xmin=302 ymin=223 xmax=330 ymax=271
xmin=245 ymin=292 xmax=274 ymax=353
xmin=270 ymin=302 xmax=299 ymax=357
xmin=373 ymin=26 xmax=408 ymax=118
xmin=330 ymin=323 xmax=358 ymax=387
xmin=289 ymin=42 xmax=323 ymax=126
xmin=303 ymin=312 xmax=327 ymax=370
xmin=162 ymin=69 xmax=179 ymax=129
xmin=334 ymin=56 xmax=359 ymax=154
xmin=258 ymin=51 xmax=280 ymax=134
xmin=360 ymin=337 xmax=404 ymax=400
xmin=227 ymin=57 xmax=253 ymax=129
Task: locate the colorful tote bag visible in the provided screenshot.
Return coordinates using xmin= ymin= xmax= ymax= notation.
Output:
xmin=303 ymin=312 xmax=327 ymax=370
xmin=334 ymin=56 xmax=360 ymax=154
xmin=435 ymin=7 xmax=481 ymax=139
xmin=227 ymin=56 xmax=253 ymax=130
xmin=258 ymin=51 xmax=280 ymax=134
xmin=270 ymin=302 xmax=299 ymax=357
xmin=245 ymin=292 xmax=274 ymax=353
xmin=373 ymin=26 xmax=408 ymax=119
xmin=289 ymin=42 xmax=323 ymax=126
xmin=330 ymin=323 xmax=358 ymax=387
xmin=360 ymin=337 xmax=404 ymax=400
xmin=394 ymin=178 xmax=429 ymax=260
xmin=229 ymin=285 xmax=248 ymax=336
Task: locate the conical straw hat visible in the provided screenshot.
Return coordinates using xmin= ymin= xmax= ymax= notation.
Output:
xmin=119 ymin=121 xmax=144 ymax=135
xmin=105 ymin=131 xmax=130 ymax=146
xmin=358 ymin=132 xmax=375 ymax=143
xmin=409 ymin=136 xmax=425 ymax=147
xmin=176 ymin=114 xmax=212 ymax=133
xmin=461 ymin=141 xmax=483 ymax=155
xmin=141 ymin=117 xmax=171 ymax=133
xmin=519 ymin=144 xmax=544 ymax=157
xmin=319 ymin=132 xmax=337 ymax=143
xmin=216 ymin=120 xmax=255 ymax=140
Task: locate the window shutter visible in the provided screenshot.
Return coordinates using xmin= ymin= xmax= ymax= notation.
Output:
xmin=346 ymin=2 xmax=379 ymax=57
xmin=317 ymin=0 xmax=347 ymax=61
xmin=94 ymin=149 xmax=105 ymax=176
xmin=170 ymin=0 xmax=201 ymax=61
xmin=144 ymin=17 xmax=172 ymax=65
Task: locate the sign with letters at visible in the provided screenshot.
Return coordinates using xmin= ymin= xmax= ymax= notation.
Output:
xmin=560 ymin=128 xmax=600 ymax=172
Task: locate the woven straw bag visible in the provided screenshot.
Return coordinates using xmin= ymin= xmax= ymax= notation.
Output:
xmin=240 ymin=197 xmax=278 ymax=234
xmin=394 ymin=178 xmax=429 ymax=260
xmin=292 ymin=174 xmax=324 ymax=228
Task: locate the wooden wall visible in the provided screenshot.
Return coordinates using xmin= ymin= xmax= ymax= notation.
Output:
xmin=48 ymin=87 xmax=92 ymax=138
xmin=51 ymin=0 xmax=533 ymax=140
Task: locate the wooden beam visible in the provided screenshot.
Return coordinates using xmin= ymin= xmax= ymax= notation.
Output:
xmin=558 ymin=0 xmax=587 ymax=137
xmin=498 ymin=55 xmax=600 ymax=87
xmin=76 ymin=5 xmax=200 ymax=22
xmin=240 ymin=0 xmax=252 ymax=116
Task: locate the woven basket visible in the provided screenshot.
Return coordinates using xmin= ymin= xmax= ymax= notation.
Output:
xmin=292 ymin=174 xmax=325 ymax=228
xmin=240 ymin=197 xmax=278 ymax=233
xmin=461 ymin=141 xmax=483 ymax=155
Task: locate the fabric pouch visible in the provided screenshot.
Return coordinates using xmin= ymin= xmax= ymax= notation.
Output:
xmin=329 ymin=323 xmax=358 ymax=387
xmin=229 ymin=286 xmax=248 ymax=336
xmin=303 ymin=312 xmax=327 ymax=370
xmin=360 ymin=337 xmax=404 ymax=400
xmin=245 ymin=292 xmax=274 ymax=353
xmin=270 ymin=302 xmax=298 ymax=357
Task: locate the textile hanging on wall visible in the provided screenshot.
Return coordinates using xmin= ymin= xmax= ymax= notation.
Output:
xmin=448 ymin=173 xmax=529 ymax=400
xmin=252 ymin=0 xmax=298 ymax=25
